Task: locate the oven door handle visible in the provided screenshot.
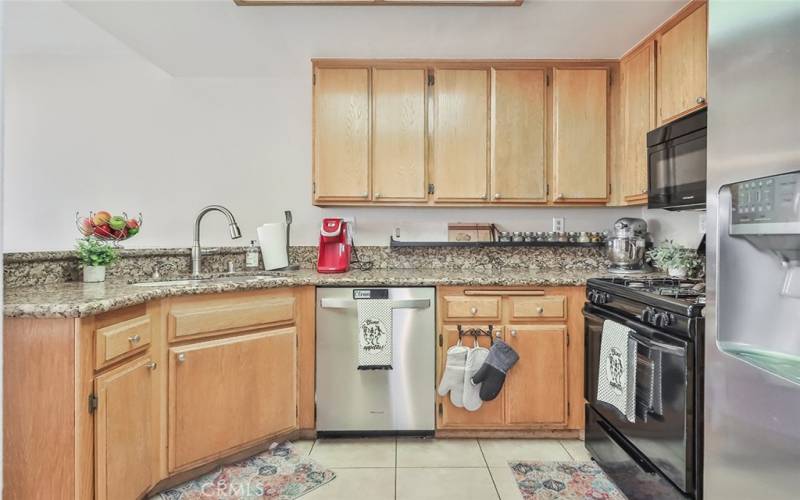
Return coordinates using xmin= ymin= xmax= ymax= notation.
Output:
xmin=630 ymin=332 xmax=686 ymax=356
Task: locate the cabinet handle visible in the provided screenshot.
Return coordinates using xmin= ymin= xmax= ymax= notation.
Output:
xmin=511 ymin=329 xmax=518 ymax=337
xmin=470 ymin=307 xmax=478 ymax=316
xmin=494 ymin=193 xmax=501 ymax=200
xmin=177 ymin=353 xmax=186 ymax=363
xmin=536 ymin=306 xmax=544 ymax=314
xmin=145 ymin=361 xmax=157 ymax=371
xmin=128 ymin=335 xmax=141 ymax=344
xmin=696 ymin=96 xmax=706 ymax=104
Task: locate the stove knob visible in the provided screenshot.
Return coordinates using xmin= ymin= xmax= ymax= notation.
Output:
xmin=654 ymin=312 xmax=672 ymax=328
xmin=642 ymin=307 xmax=655 ymax=323
xmin=588 ymin=290 xmax=597 ymax=303
xmin=597 ymin=292 xmax=607 ymax=305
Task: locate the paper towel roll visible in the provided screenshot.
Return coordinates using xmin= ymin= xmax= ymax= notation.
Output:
xmin=257 ymin=223 xmax=289 ymax=270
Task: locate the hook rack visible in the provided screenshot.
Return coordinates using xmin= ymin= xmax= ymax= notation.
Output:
xmin=457 ymin=324 xmax=495 ymax=346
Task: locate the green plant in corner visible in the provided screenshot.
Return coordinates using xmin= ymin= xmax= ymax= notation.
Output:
xmin=75 ymin=237 xmax=119 ymax=267
xmin=647 ymin=240 xmax=703 ymax=278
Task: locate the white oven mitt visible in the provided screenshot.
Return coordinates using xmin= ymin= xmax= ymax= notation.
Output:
xmin=463 ymin=343 xmax=490 ymax=412
xmin=437 ymin=340 xmax=469 ymax=408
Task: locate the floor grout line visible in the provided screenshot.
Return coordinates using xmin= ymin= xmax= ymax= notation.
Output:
xmin=559 ymin=440 xmax=577 ymax=461
xmin=478 ymin=439 xmax=502 ymax=499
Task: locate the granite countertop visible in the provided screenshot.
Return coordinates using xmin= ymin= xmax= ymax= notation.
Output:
xmin=4 ymin=268 xmax=619 ymax=319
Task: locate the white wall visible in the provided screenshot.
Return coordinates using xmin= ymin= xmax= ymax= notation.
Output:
xmin=4 ymin=51 xmax=649 ymax=251
xmin=642 ymin=208 xmax=705 ymax=248
xmin=3 ymin=0 xmax=696 ymax=252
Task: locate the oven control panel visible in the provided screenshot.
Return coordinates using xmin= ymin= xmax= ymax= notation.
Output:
xmin=730 ymin=171 xmax=800 ymax=235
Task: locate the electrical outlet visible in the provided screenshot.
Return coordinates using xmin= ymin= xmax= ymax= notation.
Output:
xmin=553 ymin=217 xmax=565 ymax=232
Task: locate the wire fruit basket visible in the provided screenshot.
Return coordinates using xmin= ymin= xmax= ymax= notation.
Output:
xmin=76 ymin=211 xmax=143 ymax=244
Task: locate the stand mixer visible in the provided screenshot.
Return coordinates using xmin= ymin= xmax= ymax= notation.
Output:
xmin=607 ymin=217 xmax=651 ymax=274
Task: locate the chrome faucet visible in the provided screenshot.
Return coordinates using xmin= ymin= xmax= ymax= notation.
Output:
xmin=191 ymin=205 xmax=242 ymax=277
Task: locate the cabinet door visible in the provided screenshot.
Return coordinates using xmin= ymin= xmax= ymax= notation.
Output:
xmin=505 ymin=325 xmax=567 ymax=425
xmin=658 ymin=4 xmax=707 ymax=124
xmin=552 ymin=68 xmax=608 ymax=202
xmin=432 ymin=69 xmax=489 ymax=202
xmin=95 ymin=356 xmax=158 ymax=500
xmin=313 ymin=67 xmax=370 ymax=201
xmin=438 ymin=325 xmax=505 ymax=427
xmin=622 ymin=41 xmax=656 ymax=202
xmin=490 ymin=68 xmax=547 ymax=203
xmin=168 ymin=328 xmax=297 ymax=472
xmin=372 ymin=68 xmax=427 ymax=202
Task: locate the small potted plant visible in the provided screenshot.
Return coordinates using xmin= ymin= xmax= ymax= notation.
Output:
xmin=76 ymin=238 xmax=119 ymax=283
xmin=647 ymin=241 xmax=703 ymax=278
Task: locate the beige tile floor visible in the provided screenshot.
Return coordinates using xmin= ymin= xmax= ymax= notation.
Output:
xmin=297 ymin=437 xmax=591 ymax=500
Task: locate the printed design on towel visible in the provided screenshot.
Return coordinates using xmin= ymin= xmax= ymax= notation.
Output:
xmin=606 ymin=347 xmax=625 ymax=395
xmin=360 ymin=318 xmax=388 ymax=352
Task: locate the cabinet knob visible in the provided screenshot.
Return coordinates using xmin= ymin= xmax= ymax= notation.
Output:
xmin=470 ymin=307 xmax=478 ymax=316
xmin=495 ymin=331 xmax=502 ymax=338
xmin=375 ymin=192 xmax=382 ymax=199
xmin=696 ymin=96 xmax=706 ymax=104
xmin=481 ymin=194 xmax=488 ymax=200
xmin=128 ymin=335 xmax=141 ymax=344
xmin=177 ymin=353 xmax=186 ymax=363
xmin=511 ymin=329 xmax=518 ymax=337
xmin=556 ymin=193 xmax=564 ymax=200
xmin=494 ymin=193 xmax=501 ymax=200
xmin=145 ymin=361 xmax=157 ymax=371
xmin=536 ymin=306 xmax=544 ymax=314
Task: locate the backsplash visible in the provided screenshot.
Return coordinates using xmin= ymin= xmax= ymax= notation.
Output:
xmin=4 ymin=245 xmax=610 ymax=288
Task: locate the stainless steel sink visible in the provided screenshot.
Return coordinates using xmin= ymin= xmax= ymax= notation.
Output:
xmin=131 ymin=271 xmax=291 ymax=287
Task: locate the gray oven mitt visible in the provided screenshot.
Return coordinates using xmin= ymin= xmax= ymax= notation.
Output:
xmin=471 ymin=339 xmax=519 ymax=401
xmin=437 ymin=341 xmax=468 ymax=408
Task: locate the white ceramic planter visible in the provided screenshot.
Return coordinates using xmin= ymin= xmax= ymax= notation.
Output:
xmin=83 ymin=265 xmax=106 ymax=283
xmin=668 ymin=267 xmax=688 ymax=278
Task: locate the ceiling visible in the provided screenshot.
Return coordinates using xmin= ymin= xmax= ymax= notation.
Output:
xmin=5 ymin=0 xmax=687 ymax=77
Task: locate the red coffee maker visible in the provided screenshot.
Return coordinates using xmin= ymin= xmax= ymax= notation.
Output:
xmin=317 ymin=218 xmax=352 ymax=273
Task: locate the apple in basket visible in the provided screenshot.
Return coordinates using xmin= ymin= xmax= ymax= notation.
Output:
xmin=94 ymin=224 xmax=113 ymax=238
xmin=78 ymin=217 xmax=94 ymax=236
xmin=126 ymin=219 xmax=140 ymax=236
xmin=111 ymin=228 xmax=128 ymax=239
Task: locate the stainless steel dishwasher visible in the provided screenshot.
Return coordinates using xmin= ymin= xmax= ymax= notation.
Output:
xmin=316 ymin=287 xmax=436 ymax=434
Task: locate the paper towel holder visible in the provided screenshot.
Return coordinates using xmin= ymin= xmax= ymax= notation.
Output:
xmin=275 ymin=210 xmax=300 ymax=271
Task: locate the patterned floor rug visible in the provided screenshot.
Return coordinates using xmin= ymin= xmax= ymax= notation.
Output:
xmin=152 ymin=442 xmax=336 ymax=500
xmin=509 ymin=461 xmax=627 ymax=500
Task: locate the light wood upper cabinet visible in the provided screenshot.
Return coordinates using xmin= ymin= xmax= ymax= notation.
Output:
xmin=372 ymin=68 xmax=427 ymax=201
xmin=431 ymin=69 xmax=490 ymax=202
xmin=505 ymin=325 xmax=567 ymax=425
xmin=490 ymin=68 xmax=547 ymax=203
xmin=552 ymin=67 xmax=608 ymax=203
xmin=94 ymin=356 xmax=158 ymax=500
xmin=168 ymin=328 xmax=298 ymax=472
xmin=621 ymin=41 xmax=656 ymax=202
xmin=658 ymin=3 xmax=707 ymax=124
xmin=313 ymin=67 xmax=370 ymax=201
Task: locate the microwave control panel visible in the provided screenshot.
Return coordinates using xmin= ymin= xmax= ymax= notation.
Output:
xmin=730 ymin=171 xmax=800 ymax=235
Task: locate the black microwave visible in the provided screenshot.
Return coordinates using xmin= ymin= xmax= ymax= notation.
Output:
xmin=647 ymin=108 xmax=707 ymax=210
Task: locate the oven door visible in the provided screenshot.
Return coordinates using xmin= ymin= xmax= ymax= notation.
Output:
xmin=585 ymin=304 xmax=695 ymax=495
xmin=647 ymin=129 xmax=706 ymax=210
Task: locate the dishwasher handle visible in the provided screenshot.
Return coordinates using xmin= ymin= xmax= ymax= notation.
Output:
xmin=319 ymin=298 xmax=431 ymax=310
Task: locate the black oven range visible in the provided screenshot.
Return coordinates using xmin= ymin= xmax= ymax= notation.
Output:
xmin=584 ymin=277 xmax=705 ymax=499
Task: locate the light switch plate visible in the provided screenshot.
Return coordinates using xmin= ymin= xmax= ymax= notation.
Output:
xmin=553 ymin=217 xmax=565 ymax=232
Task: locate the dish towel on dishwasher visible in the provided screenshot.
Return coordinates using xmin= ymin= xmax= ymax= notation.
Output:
xmin=356 ymin=299 xmax=393 ymax=370
xmin=598 ymin=320 xmax=637 ymax=422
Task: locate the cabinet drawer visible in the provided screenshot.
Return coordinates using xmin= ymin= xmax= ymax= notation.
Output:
xmin=510 ymin=296 xmax=566 ymax=320
xmin=95 ymin=314 xmax=152 ymax=369
xmin=443 ymin=296 xmax=501 ymax=321
xmin=168 ymin=295 xmax=295 ymax=341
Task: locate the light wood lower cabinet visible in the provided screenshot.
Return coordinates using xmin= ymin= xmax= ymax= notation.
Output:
xmin=94 ymin=355 xmax=158 ymax=500
xmin=436 ymin=286 xmax=584 ymax=434
xmin=505 ymin=325 xmax=567 ymax=425
xmin=168 ymin=328 xmax=298 ymax=472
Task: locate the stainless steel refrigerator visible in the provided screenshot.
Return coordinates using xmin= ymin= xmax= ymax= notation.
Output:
xmin=706 ymin=2 xmax=800 ymax=498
